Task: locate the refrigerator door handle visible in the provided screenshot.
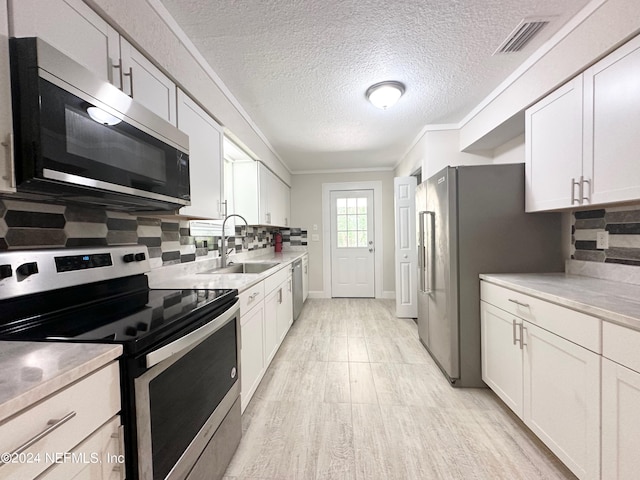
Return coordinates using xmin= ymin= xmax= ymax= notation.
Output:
xmin=418 ymin=211 xmax=429 ymax=293
xmin=424 ymin=211 xmax=435 ymax=295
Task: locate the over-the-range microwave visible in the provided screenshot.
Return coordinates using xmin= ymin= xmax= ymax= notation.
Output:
xmin=7 ymin=37 xmax=190 ymax=211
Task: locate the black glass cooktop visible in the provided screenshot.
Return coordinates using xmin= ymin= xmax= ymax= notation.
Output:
xmin=0 ymin=274 xmax=237 ymax=354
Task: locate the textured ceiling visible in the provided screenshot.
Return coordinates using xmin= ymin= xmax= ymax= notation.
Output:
xmin=159 ymin=0 xmax=591 ymax=172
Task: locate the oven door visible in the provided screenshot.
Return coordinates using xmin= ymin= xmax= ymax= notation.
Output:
xmin=134 ymin=299 xmax=240 ymax=480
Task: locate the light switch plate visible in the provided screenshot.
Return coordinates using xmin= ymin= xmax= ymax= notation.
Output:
xmin=313 ymin=224 xmax=318 ymax=231
xmin=596 ymin=231 xmax=609 ymax=249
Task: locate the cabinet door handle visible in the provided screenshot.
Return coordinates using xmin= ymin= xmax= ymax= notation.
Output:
xmin=581 ymin=177 xmax=591 ymax=203
xmin=570 ymin=178 xmax=581 ymax=205
xmin=520 ymin=324 xmax=526 ymax=350
xmin=278 ymin=288 xmax=282 ymax=304
xmin=111 ymin=425 xmax=126 ymax=480
xmin=123 ymin=66 xmax=134 ymax=97
xmin=1 ymin=411 xmax=76 ymax=462
xmin=111 ymin=60 xmax=124 ymax=90
xmin=508 ymin=298 xmax=530 ymax=308
xmin=512 ymin=319 xmax=518 ymax=346
xmin=1 ymin=133 xmax=15 ymax=188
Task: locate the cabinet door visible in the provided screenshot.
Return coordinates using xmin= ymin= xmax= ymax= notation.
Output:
xmin=525 ymin=76 xmax=583 ymax=212
xmin=177 ymin=90 xmax=223 ymax=219
xmin=240 ymin=303 xmax=265 ymax=413
xmin=480 ymin=302 xmax=523 ymax=418
xmin=35 ymin=416 xmax=123 ymax=480
xmin=602 ymin=357 xmax=640 ymax=480
xmin=277 ymin=276 xmax=293 ymax=342
xmin=523 ymin=321 xmax=600 ymax=480
xmin=583 ymin=34 xmax=640 ymax=205
xmin=264 ymin=288 xmax=279 ymax=366
xmin=1 ymin=0 xmax=14 ymax=193
xmin=9 ymin=0 xmax=119 ymax=83
xmin=232 ymin=161 xmax=260 ymax=224
xmin=258 ymin=164 xmax=272 ymax=225
xmin=120 ymin=38 xmax=177 ymax=125
xmin=302 ymin=255 xmax=309 ymax=302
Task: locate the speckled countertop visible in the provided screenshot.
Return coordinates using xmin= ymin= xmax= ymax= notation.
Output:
xmin=148 ymin=250 xmax=308 ymax=292
xmin=480 ymin=272 xmax=640 ymax=331
xmin=0 ymin=342 xmax=122 ymax=423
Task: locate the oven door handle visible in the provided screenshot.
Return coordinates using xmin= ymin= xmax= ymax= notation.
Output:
xmin=146 ymin=299 xmax=239 ymax=368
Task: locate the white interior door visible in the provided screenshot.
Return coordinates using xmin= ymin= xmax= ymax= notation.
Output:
xmin=330 ymin=190 xmax=375 ymax=297
xmin=394 ymin=176 xmax=417 ymax=318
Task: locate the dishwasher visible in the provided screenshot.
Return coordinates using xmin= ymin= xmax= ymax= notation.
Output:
xmin=292 ymin=259 xmax=303 ymax=321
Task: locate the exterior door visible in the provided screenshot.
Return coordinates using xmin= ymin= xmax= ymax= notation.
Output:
xmin=330 ymin=190 xmax=375 ymax=297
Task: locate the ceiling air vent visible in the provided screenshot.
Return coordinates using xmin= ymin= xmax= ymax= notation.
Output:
xmin=493 ymin=17 xmax=553 ymax=54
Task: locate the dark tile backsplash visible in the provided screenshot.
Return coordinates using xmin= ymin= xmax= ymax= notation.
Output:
xmin=573 ymin=205 xmax=640 ymax=266
xmin=0 ymin=199 xmax=307 ymax=268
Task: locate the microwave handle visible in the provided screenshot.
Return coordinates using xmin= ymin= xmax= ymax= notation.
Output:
xmin=146 ymin=299 xmax=239 ymax=368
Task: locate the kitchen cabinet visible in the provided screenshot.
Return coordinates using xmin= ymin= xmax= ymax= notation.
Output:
xmin=0 ymin=362 xmax=122 ymax=479
xmin=0 ymin=0 xmax=14 ymax=193
xmin=240 ymin=294 xmax=266 ymax=413
xmin=302 ymin=254 xmax=309 ymax=302
xmin=264 ymin=266 xmax=293 ymax=360
xmin=583 ymin=33 xmax=640 ymax=206
xmin=277 ymin=274 xmax=293 ymax=342
xmin=35 ymin=416 xmax=123 ymax=480
xmin=525 ymin=77 xmax=583 ymax=212
xmin=234 ymin=161 xmax=290 ymax=226
xmin=9 ymin=0 xmax=177 ymax=126
xmin=526 ymin=33 xmax=640 ymax=211
xmin=480 ymin=281 xmax=601 ymax=480
xmin=601 ymin=321 xmax=640 ymax=479
xmin=264 ymin=287 xmax=280 ymax=367
xmin=177 ymin=89 xmax=224 ymax=219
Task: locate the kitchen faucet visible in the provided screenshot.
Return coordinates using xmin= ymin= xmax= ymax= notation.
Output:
xmin=220 ymin=214 xmax=248 ymax=268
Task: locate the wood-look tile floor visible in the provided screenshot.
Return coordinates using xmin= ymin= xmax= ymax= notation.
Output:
xmin=224 ymin=299 xmax=576 ymax=480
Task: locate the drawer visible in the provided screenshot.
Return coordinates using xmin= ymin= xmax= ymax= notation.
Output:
xmin=264 ymin=264 xmax=291 ymax=295
xmin=603 ymin=321 xmax=640 ymax=373
xmin=239 ymin=281 xmax=264 ymax=316
xmin=0 ymin=362 xmax=121 ymax=480
xmin=35 ymin=416 xmax=124 ymax=480
xmin=481 ymin=281 xmax=601 ymax=353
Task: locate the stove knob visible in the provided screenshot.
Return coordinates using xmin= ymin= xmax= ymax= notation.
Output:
xmin=134 ymin=252 xmax=146 ymax=262
xmin=125 ymin=326 xmax=138 ymax=336
xmin=17 ymin=262 xmax=38 ymax=277
xmin=123 ymin=254 xmax=135 ymax=263
xmin=136 ymin=322 xmax=148 ymax=332
xmin=0 ymin=264 xmax=12 ymax=279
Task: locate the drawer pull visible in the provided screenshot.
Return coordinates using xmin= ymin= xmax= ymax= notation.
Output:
xmin=2 ymin=411 xmax=76 ymax=462
xmin=508 ymin=298 xmax=530 ymax=308
xmin=248 ymin=292 xmax=260 ymax=301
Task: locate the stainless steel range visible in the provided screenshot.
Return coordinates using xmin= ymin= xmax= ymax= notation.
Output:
xmin=0 ymin=245 xmax=241 ymax=480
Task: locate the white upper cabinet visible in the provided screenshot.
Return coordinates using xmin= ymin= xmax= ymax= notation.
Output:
xmin=119 ymin=37 xmax=177 ymax=125
xmin=583 ymin=33 xmax=640 ymax=205
xmin=9 ymin=0 xmax=177 ymax=126
xmin=525 ymin=77 xmax=583 ymax=212
xmin=177 ymin=89 xmax=223 ymax=219
xmin=9 ymin=0 xmax=119 ymax=82
xmin=234 ymin=161 xmax=290 ymax=227
xmin=526 ymin=33 xmax=640 ymax=211
xmin=1 ymin=0 xmax=15 ymax=193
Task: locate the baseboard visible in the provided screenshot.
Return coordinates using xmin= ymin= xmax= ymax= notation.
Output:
xmin=381 ymin=291 xmax=396 ymax=300
xmin=308 ymin=291 xmax=327 ymax=299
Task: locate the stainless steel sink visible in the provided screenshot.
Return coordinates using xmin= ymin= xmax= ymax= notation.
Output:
xmin=200 ymin=262 xmax=280 ymax=274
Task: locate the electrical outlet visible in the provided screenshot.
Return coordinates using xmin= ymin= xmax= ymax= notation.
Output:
xmin=311 ymin=234 xmax=320 ymax=242
xmin=313 ymin=224 xmax=318 ymax=231
xmin=596 ymin=231 xmax=609 ymax=250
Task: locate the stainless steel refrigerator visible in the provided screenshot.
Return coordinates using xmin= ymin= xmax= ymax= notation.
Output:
xmin=416 ymin=164 xmax=563 ymax=387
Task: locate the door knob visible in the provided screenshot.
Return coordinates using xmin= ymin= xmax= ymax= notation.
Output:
xmin=369 ymin=248 xmax=374 ymax=253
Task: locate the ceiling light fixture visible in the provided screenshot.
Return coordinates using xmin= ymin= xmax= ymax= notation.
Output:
xmin=366 ymin=81 xmax=405 ymax=109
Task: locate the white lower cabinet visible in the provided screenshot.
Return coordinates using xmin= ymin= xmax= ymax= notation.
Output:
xmin=239 ymin=263 xmax=297 ymax=412
xmin=480 ymin=302 xmax=524 ymax=416
xmin=302 ymin=254 xmax=309 ymax=302
xmin=480 ymin=281 xmax=601 ymax=480
xmin=523 ymin=321 xmax=600 ymax=480
xmin=240 ymin=299 xmax=265 ymax=413
xmin=0 ymin=362 xmax=122 ymax=480
xmin=36 ymin=416 xmax=123 ymax=480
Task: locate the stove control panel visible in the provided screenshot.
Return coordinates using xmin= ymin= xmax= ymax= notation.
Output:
xmin=0 ymin=246 xmax=151 ymax=300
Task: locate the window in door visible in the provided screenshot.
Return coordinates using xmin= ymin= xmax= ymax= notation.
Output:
xmin=336 ymin=197 xmax=368 ymax=248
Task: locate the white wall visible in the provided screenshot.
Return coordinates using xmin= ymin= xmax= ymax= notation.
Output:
xmin=86 ymin=0 xmax=291 ymax=184
xmin=290 ymin=171 xmax=395 ymax=296
xmin=492 ymin=134 xmax=525 ymax=164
